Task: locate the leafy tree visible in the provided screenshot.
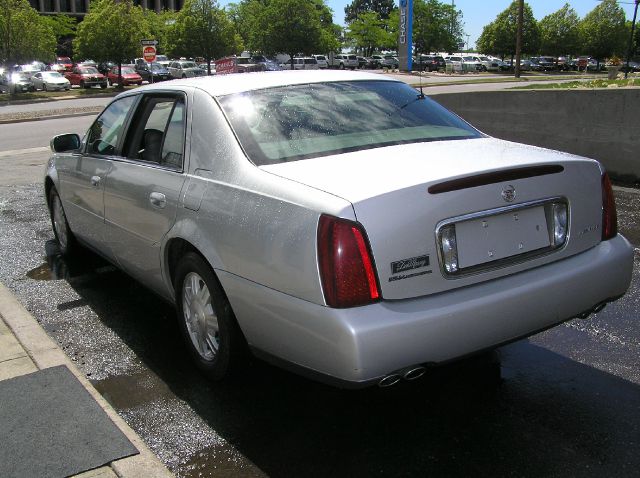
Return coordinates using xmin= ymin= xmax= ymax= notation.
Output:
xmin=579 ymin=0 xmax=627 ymax=62
xmin=143 ymin=9 xmax=177 ymax=56
xmin=344 ymin=0 xmax=394 ymax=24
xmin=413 ymin=0 xmax=463 ymax=55
xmin=347 ymin=11 xmax=387 ymax=56
xmin=226 ymin=0 xmax=266 ymax=52
xmin=539 ymin=3 xmax=580 ymax=58
xmin=477 ymin=1 xmax=539 ymax=59
xmin=256 ymin=0 xmax=324 ymax=68
xmin=74 ymin=0 xmax=150 ymax=88
xmin=168 ymin=0 xmax=240 ymax=74
xmin=41 ymin=14 xmax=77 ymax=57
xmin=0 ymin=0 xmax=56 ymax=64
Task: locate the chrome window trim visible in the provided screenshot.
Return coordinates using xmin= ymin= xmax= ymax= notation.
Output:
xmin=434 ymin=197 xmax=570 ymax=279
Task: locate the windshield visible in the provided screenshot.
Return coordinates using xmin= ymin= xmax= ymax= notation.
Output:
xmin=181 ymin=62 xmax=197 ymax=68
xmin=219 ymin=80 xmax=481 ymax=165
xmin=81 ymin=67 xmax=99 ymax=74
xmin=43 ymin=72 xmax=63 ymax=78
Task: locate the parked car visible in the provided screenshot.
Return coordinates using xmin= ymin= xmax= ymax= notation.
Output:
xmin=356 ymin=56 xmax=368 ymax=69
xmin=134 ymin=61 xmax=172 ymax=82
xmin=97 ymin=61 xmax=116 ymax=75
xmin=415 ymin=55 xmax=440 ymax=72
xmin=280 ymin=57 xmax=319 ymax=70
xmin=530 ymin=56 xmax=556 ymax=71
xmin=1 ymin=70 xmax=34 ymax=93
xmin=55 ymin=56 xmax=73 ymax=71
xmin=367 ymin=55 xmax=385 ymax=68
xmin=65 ymin=66 xmax=107 ymax=89
xmin=31 ymin=71 xmax=70 ymax=91
xmin=107 ymin=66 xmax=143 ymax=86
xmin=312 ymin=55 xmax=329 ymax=69
xmin=619 ymin=61 xmax=640 ymax=73
xmin=382 ymin=55 xmax=399 ymax=69
xmin=15 ymin=63 xmax=41 ymax=78
xmin=167 ymin=60 xmax=206 ymax=79
xmin=462 ymin=56 xmax=483 ymax=72
xmin=45 ymin=71 xmax=633 ymax=388
xmin=332 ymin=54 xmax=359 ymax=69
xmin=444 ymin=56 xmax=464 ymax=72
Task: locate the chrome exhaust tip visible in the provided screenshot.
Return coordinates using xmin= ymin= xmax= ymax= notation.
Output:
xmin=402 ymin=366 xmax=426 ymax=381
xmin=378 ymin=374 xmax=402 ymax=388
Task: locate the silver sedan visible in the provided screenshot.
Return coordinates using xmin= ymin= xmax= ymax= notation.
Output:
xmin=44 ymin=71 xmax=633 ymax=388
xmin=32 ymin=71 xmax=71 ymax=91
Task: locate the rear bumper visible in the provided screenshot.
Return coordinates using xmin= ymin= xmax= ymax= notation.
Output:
xmin=220 ymin=235 xmax=634 ymax=388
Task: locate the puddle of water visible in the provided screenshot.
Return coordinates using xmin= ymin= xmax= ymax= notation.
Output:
xmin=26 ymin=240 xmax=112 ymax=281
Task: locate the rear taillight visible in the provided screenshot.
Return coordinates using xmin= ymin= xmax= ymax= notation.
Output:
xmin=602 ymin=172 xmax=617 ymax=240
xmin=317 ymin=214 xmax=380 ymax=308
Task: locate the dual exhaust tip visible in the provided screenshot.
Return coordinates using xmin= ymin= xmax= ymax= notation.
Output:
xmin=379 ymin=300 xmax=610 ymax=388
xmin=378 ymin=366 xmax=426 ymax=388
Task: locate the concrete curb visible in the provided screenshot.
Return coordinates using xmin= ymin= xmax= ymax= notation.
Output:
xmin=0 ymin=110 xmax=100 ymax=125
xmin=0 ymin=281 xmax=174 ymax=478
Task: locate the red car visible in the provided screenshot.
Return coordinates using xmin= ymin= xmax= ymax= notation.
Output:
xmin=107 ymin=66 xmax=143 ymax=86
xmin=55 ymin=56 xmax=73 ymax=71
xmin=64 ymin=66 xmax=107 ymax=89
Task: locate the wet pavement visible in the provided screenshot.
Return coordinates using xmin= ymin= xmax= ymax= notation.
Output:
xmin=0 ymin=182 xmax=639 ymax=477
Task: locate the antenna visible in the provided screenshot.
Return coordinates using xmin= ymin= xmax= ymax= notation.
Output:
xmin=418 ymin=54 xmax=425 ymax=99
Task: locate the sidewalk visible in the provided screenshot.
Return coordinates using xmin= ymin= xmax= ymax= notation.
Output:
xmin=0 ymin=281 xmax=173 ymax=478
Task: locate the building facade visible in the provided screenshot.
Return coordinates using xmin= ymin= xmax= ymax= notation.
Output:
xmin=27 ymin=0 xmax=182 ymax=16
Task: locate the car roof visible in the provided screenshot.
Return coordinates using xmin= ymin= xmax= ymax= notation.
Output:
xmin=132 ymin=70 xmax=397 ymax=97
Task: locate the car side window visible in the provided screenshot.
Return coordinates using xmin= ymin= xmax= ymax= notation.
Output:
xmin=85 ymin=96 xmax=137 ymax=156
xmin=123 ymin=94 xmax=186 ymax=170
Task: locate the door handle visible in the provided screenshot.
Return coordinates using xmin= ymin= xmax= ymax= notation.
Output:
xmin=149 ymin=192 xmax=166 ymax=209
xmin=90 ymin=175 xmax=101 ymax=187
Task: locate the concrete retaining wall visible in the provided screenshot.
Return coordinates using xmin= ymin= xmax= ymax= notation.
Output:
xmin=432 ymin=89 xmax=640 ymax=181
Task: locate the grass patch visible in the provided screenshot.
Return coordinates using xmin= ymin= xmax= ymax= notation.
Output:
xmin=0 ymin=85 xmax=138 ymax=103
xmin=509 ymin=77 xmax=640 ymax=90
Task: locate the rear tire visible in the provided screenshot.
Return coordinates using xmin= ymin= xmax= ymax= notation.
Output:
xmin=49 ymin=187 xmax=76 ymax=256
xmin=174 ymin=253 xmax=247 ymax=381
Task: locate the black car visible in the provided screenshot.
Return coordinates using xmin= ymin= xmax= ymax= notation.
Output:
xmin=530 ymin=56 xmax=556 ymax=71
xmin=134 ymin=61 xmax=171 ymax=82
xmin=97 ymin=61 xmax=116 ymax=75
xmin=415 ymin=55 xmax=445 ymax=72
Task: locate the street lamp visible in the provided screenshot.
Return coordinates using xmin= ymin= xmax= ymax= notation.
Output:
xmin=624 ymin=0 xmax=639 ymax=79
xmin=465 ymin=34 xmax=470 ymax=53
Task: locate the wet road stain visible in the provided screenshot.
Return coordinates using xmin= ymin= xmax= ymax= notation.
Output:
xmin=26 ymin=263 xmax=55 ymax=281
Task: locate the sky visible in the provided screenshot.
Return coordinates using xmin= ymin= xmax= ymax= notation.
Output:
xmin=219 ymin=0 xmax=638 ymax=49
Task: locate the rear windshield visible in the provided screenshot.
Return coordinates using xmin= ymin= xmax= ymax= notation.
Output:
xmin=219 ymin=80 xmax=481 ymax=165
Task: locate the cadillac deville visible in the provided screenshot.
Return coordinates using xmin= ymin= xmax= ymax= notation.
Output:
xmin=45 ymin=71 xmax=633 ymax=388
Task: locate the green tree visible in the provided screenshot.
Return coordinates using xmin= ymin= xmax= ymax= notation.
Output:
xmin=347 ymin=11 xmax=387 ymax=56
xmin=143 ymin=9 xmax=177 ymax=56
xmin=413 ymin=0 xmax=463 ymax=55
xmin=226 ymin=0 xmax=266 ymax=53
xmin=168 ymin=0 xmax=240 ymax=74
xmin=477 ymin=1 xmax=539 ymax=59
xmin=579 ymin=0 xmax=627 ymax=63
xmin=256 ymin=0 xmax=325 ymax=68
xmin=74 ymin=0 xmax=150 ymax=88
xmin=539 ymin=3 xmax=580 ymax=58
xmin=344 ymin=0 xmax=394 ymax=24
xmin=1 ymin=0 xmax=56 ymax=64
xmin=41 ymin=15 xmax=77 ymax=57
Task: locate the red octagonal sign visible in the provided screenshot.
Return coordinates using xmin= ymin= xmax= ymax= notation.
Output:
xmin=143 ymin=45 xmax=156 ymax=63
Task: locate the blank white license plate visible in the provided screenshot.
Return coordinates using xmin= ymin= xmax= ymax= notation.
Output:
xmin=456 ymin=206 xmax=550 ymax=269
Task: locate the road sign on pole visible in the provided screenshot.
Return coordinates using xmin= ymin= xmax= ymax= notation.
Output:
xmin=143 ymin=45 xmax=157 ymax=63
xmin=141 ymin=39 xmax=158 ymax=46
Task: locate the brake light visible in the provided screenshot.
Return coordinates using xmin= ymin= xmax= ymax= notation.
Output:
xmin=317 ymin=215 xmax=380 ymax=308
xmin=601 ymin=172 xmax=617 ymax=240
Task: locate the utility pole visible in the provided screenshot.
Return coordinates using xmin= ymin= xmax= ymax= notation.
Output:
xmin=624 ymin=0 xmax=639 ymax=79
xmin=514 ymin=0 xmax=524 ymax=78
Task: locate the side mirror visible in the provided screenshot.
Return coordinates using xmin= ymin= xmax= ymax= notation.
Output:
xmin=51 ymin=133 xmax=81 ymax=153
